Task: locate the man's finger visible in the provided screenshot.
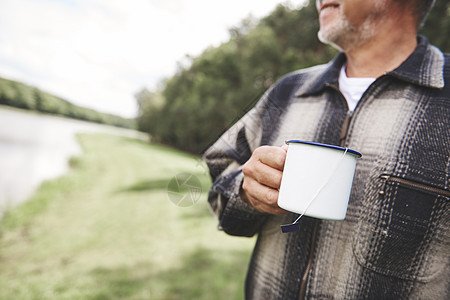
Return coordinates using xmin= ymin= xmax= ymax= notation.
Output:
xmin=255 ymin=146 xmax=287 ymax=171
xmin=243 ymin=177 xmax=279 ymax=207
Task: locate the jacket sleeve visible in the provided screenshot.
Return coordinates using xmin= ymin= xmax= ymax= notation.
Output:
xmin=203 ymin=87 xmax=278 ymax=237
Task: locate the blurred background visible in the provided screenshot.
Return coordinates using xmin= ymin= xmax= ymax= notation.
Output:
xmin=0 ymin=0 xmax=448 ymax=299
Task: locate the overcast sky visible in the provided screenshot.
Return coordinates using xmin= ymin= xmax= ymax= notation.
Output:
xmin=0 ymin=0 xmax=307 ymax=118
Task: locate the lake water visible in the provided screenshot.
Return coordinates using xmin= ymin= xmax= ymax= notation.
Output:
xmin=0 ymin=107 xmax=147 ymax=218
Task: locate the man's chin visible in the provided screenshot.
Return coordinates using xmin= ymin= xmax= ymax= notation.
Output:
xmin=317 ymin=30 xmax=344 ymax=51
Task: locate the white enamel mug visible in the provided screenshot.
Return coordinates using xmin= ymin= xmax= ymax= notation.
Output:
xmin=277 ymin=140 xmax=362 ymax=220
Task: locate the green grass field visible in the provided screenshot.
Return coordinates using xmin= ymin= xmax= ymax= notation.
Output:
xmin=0 ymin=133 xmax=255 ymax=299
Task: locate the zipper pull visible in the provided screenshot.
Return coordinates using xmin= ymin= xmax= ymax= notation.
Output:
xmin=379 ymin=174 xmax=389 ymax=196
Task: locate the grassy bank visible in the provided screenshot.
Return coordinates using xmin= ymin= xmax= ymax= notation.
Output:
xmin=0 ymin=134 xmax=255 ymax=299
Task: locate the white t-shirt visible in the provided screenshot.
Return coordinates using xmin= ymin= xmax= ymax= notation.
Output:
xmin=338 ymin=65 xmax=376 ymax=111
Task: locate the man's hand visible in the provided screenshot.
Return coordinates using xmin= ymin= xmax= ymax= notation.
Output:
xmin=240 ymin=145 xmax=289 ymax=215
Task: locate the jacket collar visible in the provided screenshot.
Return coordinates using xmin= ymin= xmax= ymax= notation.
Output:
xmin=294 ymin=53 xmax=345 ymax=97
xmin=295 ymin=35 xmax=445 ymax=97
xmin=388 ymin=36 xmax=445 ymax=89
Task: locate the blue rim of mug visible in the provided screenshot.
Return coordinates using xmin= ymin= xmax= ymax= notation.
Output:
xmin=285 ymin=140 xmax=362 ymax=158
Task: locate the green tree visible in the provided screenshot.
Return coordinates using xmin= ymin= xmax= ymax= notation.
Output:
xmin=0 ymin=77 xmax=135 ymax=129
xmin=135 ymin=87 xmax=164 ymax=138
xmin=13 ymin=82 xmax=36 ymax=109
xmin=420 ymin=0 xmax=450 ymax=52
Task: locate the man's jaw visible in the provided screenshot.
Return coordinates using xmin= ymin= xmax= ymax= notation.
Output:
xmin=317 ymin=0 xmax=346 ymax=51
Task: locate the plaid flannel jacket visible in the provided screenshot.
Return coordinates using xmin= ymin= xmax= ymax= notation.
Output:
xmin=203 ymin=36 xmax=449 ymax=299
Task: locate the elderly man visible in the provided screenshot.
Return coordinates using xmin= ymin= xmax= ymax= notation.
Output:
xmin=204 ymin=0 xmax=449 ymax=299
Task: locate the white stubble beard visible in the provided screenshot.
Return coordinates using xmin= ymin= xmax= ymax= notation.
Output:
xmin=317 ymin=3 xmax=386 ymax=52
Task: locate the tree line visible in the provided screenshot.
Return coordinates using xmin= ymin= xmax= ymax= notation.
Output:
xmin=0 ymin=77 xmax=135 ymax=129
xmin=136 ymin=0 xmax=447 ymax=154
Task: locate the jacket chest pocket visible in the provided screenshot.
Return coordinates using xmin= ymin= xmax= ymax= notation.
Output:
xmin=353 ymin=174 xmax=449 ymax=282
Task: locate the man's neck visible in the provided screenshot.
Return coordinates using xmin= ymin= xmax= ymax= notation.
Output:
xmin=344 ymin=14 xmax=418 ymax=78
